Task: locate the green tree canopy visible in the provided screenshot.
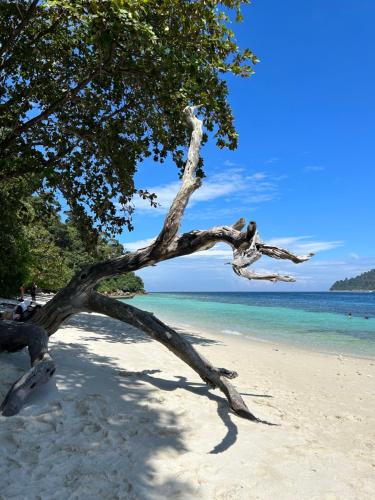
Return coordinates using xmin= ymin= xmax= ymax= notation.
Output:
xmin=0 ymin=0 xmax=257 ymax=237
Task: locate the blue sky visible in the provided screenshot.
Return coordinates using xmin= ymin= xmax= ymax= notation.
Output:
xmin=120 ymin=0 xmax=375 ymax=292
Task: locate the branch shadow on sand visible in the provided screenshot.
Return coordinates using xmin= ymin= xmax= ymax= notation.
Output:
xmin=0 ymin=325 xmax=199 ymax=498
xmin=118 ymin=368 xmax=242 ymax=455
xmin=0 ymin=311 xmax=269 ymax=497
xmin=63 ymin=314 xmax=273 ymax=452
xmin=63 ymin=312 xmax=222 ymax=347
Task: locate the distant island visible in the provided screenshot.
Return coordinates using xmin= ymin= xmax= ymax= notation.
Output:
xmin=330 ymin=269 xmax=375 ymax=291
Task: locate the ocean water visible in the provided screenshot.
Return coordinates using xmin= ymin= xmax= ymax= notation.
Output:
xmin=121 ymin=292 xmax=375 ymax=358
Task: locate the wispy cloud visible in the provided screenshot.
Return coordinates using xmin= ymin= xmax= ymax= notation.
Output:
xmin=294 ymin=241 xmax=343 ymax=253
xmin=349 ymin=252 xmax=360 ymax=260
xmin=265 ymin=236 xmax=343 ymax=254
xmin=223 ymin=160 xmax=241 ymax=167
xmin=183 ymin=243 xmax=233 ymax=259
xmin=123 ymin=237 xmax=155 ymax=252
xmin=133 ymin=182 xmax=179 ymax=213
xmin=132 ymin=168 xmax=280 ymax=215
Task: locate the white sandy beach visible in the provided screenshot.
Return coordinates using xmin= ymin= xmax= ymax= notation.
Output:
xmin=1 ymin=310 xmax=375 ymax=500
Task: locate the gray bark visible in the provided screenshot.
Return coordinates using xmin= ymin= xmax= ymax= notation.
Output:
xmin=0 ymin=106 xmax=313 ymax=420
xmin=0 ymin=322 xmax=55 ymax=416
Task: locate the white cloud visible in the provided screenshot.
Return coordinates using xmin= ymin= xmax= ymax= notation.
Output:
xmin=265 ymin=236 xmax=310 ymax=247
xmin=223 ymin=160 xmax=241 ymax=167
xmin=183 ymin=243 xmax=233 ymax=259
xmin=123 ymin=237 xmax=155 ymax=252
xmin=132 ymin=168 xmax=279 ymax=215
xmin=294 ymin=241 xmax=343 ymax=253
xmin=349 ymin=252 xmax=360 ymax=260
xmin=265 ymin=236 xmax=343 ymax=254
xmin=133 ymin=182 xmax=180 ymax=214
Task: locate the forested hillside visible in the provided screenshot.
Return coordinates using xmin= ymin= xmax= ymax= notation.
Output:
xmin=330 ymin=269 xmax=375 ymax=291
xmin=0 ymin=195 xmax=144 ymax=297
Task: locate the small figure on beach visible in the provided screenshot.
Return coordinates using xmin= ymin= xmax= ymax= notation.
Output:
xmin=31 ymin=282 xmax=38 ymax=302
xmin=13 ymin=298 xmax=31 ymax=321
xmin=348 ymin=312 xmax=352 ymax=319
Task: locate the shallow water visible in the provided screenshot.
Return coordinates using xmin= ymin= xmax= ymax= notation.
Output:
xmin=121 ymin=292 xmax=375 ymax=357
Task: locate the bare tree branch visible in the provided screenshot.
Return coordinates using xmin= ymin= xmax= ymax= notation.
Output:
xmin=257 ymin=244 xmax=314 ymax=263
xmin=152 ymin=106 xmax=203 ymax=254
xmin=88 ymin=291 xmax=270 ymax=423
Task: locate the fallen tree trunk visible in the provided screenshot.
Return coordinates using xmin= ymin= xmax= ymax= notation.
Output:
xmin=0 ymin=322 xmax=55 ymax=416
xmin=0 ymin=106 xmax=313 ymax=420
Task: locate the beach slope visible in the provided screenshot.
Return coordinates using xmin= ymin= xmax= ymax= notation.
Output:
xmin=1 ymin=311 xmax=374 ymax=499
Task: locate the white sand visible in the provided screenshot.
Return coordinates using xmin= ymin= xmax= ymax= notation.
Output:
xmin=1 ymin=311 xmax=375 ymax=499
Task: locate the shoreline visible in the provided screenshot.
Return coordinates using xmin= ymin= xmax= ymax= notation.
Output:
xmin=3 ymin=292 xmax=374 ymax=361
xmin=169 ymin=319 xmax=375 ymax=362
xmin=119 ymin=292 xmax=375 ymax=361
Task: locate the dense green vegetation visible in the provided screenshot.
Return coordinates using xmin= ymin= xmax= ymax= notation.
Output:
xmin=0 ymin=196 xmax=144 ymax=297
xmin=330 ymin=270 xmax=375 ymax=291
xmin=0 ymin=0 xmax=254 ymax=297
xmin=0 ymin=184 xmax=33 ymax=297
xmin=0 ymin=0 xmax=256 ymax=239
xmin=97 ymin=275 xmax=144 ymax=294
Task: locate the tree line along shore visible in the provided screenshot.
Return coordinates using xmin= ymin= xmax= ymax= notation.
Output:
xmin=330 ymin=269 xmax=375 ymax=291
xmin=0 ymin=196 xmax=144 ymax=300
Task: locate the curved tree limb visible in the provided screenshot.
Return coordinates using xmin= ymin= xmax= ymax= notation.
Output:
xmin=151 ymin=105 xmax=203 ymax=255
xmin=88 ymin=291 xmax=268 ymax=423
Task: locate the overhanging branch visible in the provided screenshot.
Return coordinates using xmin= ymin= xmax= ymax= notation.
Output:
xmin=88 ymin=291 xmax=268 ymax=422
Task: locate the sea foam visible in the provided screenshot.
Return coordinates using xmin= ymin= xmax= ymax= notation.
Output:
xmin=222 ymin=329 xmax=243 ymax=336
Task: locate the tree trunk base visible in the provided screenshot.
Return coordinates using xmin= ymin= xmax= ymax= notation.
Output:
xmin=0 ymin=322 xmax=55 ymax=416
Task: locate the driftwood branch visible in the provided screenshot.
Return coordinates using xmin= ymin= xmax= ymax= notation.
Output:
xmin=151 ymin=106 xmax=203 ymax=255
xmin=0 ymin=322 xmax=55 ymax=416
xmin=1 ymin=106 xmax=313 ymax=421
xmin=88 ymin=291 xmax=267 ymax=422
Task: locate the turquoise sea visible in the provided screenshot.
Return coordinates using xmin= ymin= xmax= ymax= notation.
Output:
xmin=122 ymin=292 xmax=375 ymax=358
